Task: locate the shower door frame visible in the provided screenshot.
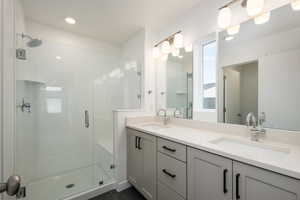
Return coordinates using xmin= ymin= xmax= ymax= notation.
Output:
xmin=1 ymin=0 xmax=17 ymax=200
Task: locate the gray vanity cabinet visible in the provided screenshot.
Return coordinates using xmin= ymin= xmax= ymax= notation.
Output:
xmin=127 ymin=129 xmax=143 ymax=189
xmin=188 ymin=147 xmax=300 ymax=200
xmin=128 ymin=129 xmax=300 ymax=200
xmin=188 ymin=147 xmax=233 ymax=200
xmin=127 ymin=129 xmax=157 ymax=200
xmin=233 ymin=161 xmax=300 ymax=200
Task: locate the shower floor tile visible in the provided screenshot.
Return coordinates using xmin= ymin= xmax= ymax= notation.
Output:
xmin=89 ymin=187 xmax=145 ymax=200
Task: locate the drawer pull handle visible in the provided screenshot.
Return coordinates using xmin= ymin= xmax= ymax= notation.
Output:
xmin=236 ymin=173 xmax=241 ymax=199
xmin=162 ymin=169 xmax=176 ymax=178
xmin=223 ymin=169 xmax=228 ymax=194
xmin=162 ymin=146 xmax=176 ymax=152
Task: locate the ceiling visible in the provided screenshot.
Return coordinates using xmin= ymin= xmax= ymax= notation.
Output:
xmin=22 ymin=0 xmax=205 ymax=45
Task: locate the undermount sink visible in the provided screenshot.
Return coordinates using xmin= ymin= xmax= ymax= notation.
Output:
xmin=141 ymin=123 xmax=170 ymax=130
xmin=210 ymin=137 xmax=290 ymax=158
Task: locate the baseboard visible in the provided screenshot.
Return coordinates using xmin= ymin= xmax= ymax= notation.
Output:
xmin=64 ymin=182 xmax=116 ymax=200
xmin=116 ymin=180 xmax=132 ymax=192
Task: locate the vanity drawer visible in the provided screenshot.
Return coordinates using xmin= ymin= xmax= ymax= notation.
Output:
xmin=158 ymin=182 xmax=185 ymax=200
xmin=158 ymin=138 xmax=187 ymax=162
xmin=157 ymin=152 xmax=186 ymax=198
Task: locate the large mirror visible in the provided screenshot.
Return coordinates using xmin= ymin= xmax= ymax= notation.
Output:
xmin=166 ymin=51 xmax=193 ymax=119
xmin=218 ymin=4 xmax=300 ymax=131
xmin=157 ymin=35 xmax=218 ymax=121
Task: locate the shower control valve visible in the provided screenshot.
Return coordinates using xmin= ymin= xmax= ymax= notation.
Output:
xmin=18 ymin=98 xmax=31 ymax=113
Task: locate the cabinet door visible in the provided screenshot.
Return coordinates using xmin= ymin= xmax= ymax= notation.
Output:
xmin=233 ymin=161 xmax=300 ymax=200
xmin=188 ymin=147 xmax=233 ymax=200
xmin=127 ymin=129 xmax=143 ymax=190
xmin=140 ymin=133 xmax=157 ymax=200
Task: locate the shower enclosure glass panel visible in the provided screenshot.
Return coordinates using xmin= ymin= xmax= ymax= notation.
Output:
xmin=14 ymin=21 xmax=120 ymax=200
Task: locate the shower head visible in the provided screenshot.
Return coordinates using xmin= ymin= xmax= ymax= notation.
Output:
xmin=27 ymin=38 xmax=42 ymax=47
xmin=20 ymin=33 xmax=42 ymax=48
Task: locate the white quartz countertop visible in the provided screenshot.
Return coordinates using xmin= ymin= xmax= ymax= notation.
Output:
xmin=127 ymin=121 xmax=300 ymax=180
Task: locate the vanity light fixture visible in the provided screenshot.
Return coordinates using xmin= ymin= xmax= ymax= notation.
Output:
xmin=153 ymin=47 xmax=160 ymax=58
xmin=161 ymin=41 xmax=171 ymax=54
xmin=254 ymin=11 xmax=271 ymax=24
xmin=65 ymin=17 xmax=76 ymax=25
xmin=173 ymin=33 xmax=184 ymax=48
xmin=227 ymin=24 xmax=240 ymax=35
xmin=291 ymin=0 xmax=300 ymax=10
xmin=218 ymin=6 xmax=232 ymax=28
xmin=247 ymin=0 xmax=265 ymax=17
xmin=217 ymin=0 xmax=271 ymax=30
xmin=152 ymin=30 xmax=184 ymax=59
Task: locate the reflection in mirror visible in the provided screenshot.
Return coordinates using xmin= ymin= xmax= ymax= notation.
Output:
xmin=166 ymin=51 xmax=193 ymax=119
xmin=223 ymin=61 xmax=258 ymax=124
xmin=218 ymin=4 xmax=300 ymax=131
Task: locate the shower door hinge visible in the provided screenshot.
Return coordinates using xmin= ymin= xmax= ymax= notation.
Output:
xmin=16 ymin=186 xmax=26 ymax=199
xmin=110 ymin=164 xmax=115 ymax=169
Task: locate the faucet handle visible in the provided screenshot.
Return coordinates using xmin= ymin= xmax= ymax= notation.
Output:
xmin=157 ymin=108 xmax=167 ymax=116
xmin=173 ymin=108 xmax=182 ymax=118
xmin=259 ymin=112 xmax=266 ymax=125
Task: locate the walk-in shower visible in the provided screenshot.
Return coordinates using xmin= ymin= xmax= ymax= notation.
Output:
xmin=14 ymin=0 xmax=143 ymax=199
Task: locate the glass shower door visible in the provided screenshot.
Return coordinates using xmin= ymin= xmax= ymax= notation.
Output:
xmin=14 ymin=31 xmax=114 ymax=200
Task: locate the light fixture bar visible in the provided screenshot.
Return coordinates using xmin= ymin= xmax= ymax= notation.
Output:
xmin=154 ymin=30 xmax=182 ymax=47
xmin=219 ymin=0 xmax=243 ymax=10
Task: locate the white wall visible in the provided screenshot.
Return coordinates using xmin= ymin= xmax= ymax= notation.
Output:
xmin=260 ymin=50 xmax=300 ymax=130
xmin=120 ymin=30 xmax=145 ymax=109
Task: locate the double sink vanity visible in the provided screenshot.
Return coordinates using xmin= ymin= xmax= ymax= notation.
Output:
xmin=126 ymin=116 xmax=300 ymax=200
xmin=125 ymin=3 xmax=300 ymax=200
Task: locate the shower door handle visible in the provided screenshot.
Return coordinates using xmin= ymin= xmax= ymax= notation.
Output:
xmin=84 ymin=110 xmax=90 ymax=128
xmin=0 ymin=175 xmax=21 ymax=196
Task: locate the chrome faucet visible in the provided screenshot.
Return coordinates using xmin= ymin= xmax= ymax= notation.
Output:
xmin=173 ymin=108 xmax=182 ymax=118
xmin=246 ymin=112 xmax=266 ymax=141
xmin=157 ymin=108 xmax=170 ymax=125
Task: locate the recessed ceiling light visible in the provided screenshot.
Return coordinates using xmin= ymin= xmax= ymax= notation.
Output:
xmin=56 ymin=56 xmax=62 ymax=60
xmin=65 ymin=17 xmax=76 ymax=25
xmin=225 ymin=36 xmax=234 ymax=41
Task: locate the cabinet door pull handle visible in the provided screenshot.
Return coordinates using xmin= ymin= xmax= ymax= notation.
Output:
xmin=138 ymin=137 xmax=142 ymax=150
xmin=223 ymin=169 xmax=228 ymax=194
xmin=162 ymin=169 xmax=176 ymax=178
xmin=236 ymin=173 xmax=241 ymax=199
xmin=162 ymin=146 xmax=176 ymax=152
xmin=135 ymin=136 xmax=138 ymax=149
